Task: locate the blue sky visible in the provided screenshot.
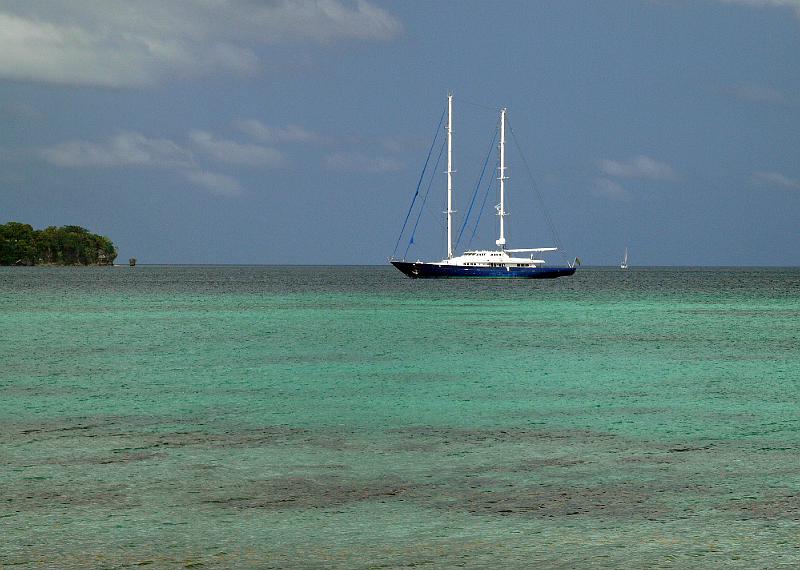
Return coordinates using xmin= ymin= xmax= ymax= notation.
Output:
xmin=1 ymin=0 xmax=798 ymax=265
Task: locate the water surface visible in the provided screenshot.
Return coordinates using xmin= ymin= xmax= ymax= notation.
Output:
xmin=1 ymin=266 xmax=799 ymax=568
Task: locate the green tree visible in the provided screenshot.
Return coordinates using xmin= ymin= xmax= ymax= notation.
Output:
xmin=0 ymin=222 xmax=117 ymax=266
xmin=0 ymin=222 xmax=36 ymax=265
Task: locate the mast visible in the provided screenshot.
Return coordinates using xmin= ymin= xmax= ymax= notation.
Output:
xmin=496 ymin=107 xmax=508 ymax=249
xmin=446 ymin=93 xmax=454 ymax=259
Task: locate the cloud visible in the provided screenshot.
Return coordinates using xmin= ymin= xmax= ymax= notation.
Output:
xmin=241 ymin=0 xmax=403 ymax=43
xmin=752 ymin=171 xmax=800 ymax=189
xmin=596 ymin=155 xmax=676 ymax=179
xmin=183 ymin=170 xmax=242 ymax=196
xmin=234 ymin=119 xmax=324 ymax=144
xmin=323 ymin=151 xmax=402 ymax=173
xmin=591 ymin=178 xmax=631 ymax=201
xmin=0 ymin=1 xmax=402 ymax=87
xmin=39 ymin=130 xmax=252 ymax=196
xmin=0 ymin=101 xmax=43 ymax=120
xmin=716 ymin=0 xmax=800 ymax=17
xmin=380 ymin=138 xmax=415 ymax=153
xmin=0 ymin=12 xmax=251 ymax=88
xmin=40 ymin=131 xmax=194 ymax=168
xmin=729 ymin=83 xmax=788 ymax=104
xmin=189 ymin=130 xmax=285 ymax=167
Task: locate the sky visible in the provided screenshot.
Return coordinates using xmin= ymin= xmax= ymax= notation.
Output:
xmin=1 ymin=0 xmax=798 ymax=266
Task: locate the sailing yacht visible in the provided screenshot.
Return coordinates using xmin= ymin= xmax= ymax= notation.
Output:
xmin=620 ymin=247 xmax=629 ymax=269
xmin=391 ymin=94 xmax=577 ymax=279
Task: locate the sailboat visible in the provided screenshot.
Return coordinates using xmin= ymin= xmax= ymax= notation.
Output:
xmin=391 ymin=94 xmax=577 ymax=279
xmin=620 ymin=247 xmax=629 ymax=269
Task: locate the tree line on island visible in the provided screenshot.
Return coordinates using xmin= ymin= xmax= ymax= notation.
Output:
xmin=0 ymin=222 xmax=117 ymax=266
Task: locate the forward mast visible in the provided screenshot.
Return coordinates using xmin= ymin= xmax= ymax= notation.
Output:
xmin=497 ymin=107 xmax=508 ymax=249
xmin=446 ymin=93 xmax=455 ymax=259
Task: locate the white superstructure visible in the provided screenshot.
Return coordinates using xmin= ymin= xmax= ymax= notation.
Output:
xmin=432 ymin=247 xmax=558 ymax=268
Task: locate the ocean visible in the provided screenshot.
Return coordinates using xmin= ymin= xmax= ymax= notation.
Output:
xmin=1 ymin=266 xmax=798 ymax=568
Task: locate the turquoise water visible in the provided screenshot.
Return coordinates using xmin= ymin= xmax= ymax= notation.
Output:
xmin=1 ymin=266 xmax=799 ymax=568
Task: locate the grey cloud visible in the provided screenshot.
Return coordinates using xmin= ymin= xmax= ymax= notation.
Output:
xmin=597 ymin=156 xmax=676 ymax=180
xmin=323 ymin=151 xmax=402 ymax=173
xmin=239 ymin=0 xmax=403 ymax=43
xmin=40 ymin=132 xmax=194 ymax=168
xmin=189 ymin=130 xmax=285 ymax=168
xmin=234 ymin=120 xmax=324 ymax=144
xmin=716 ymin=0 xmax=800 ymax=17
xmin=183 ymin=170 xmax=243 ymax=196
xmin=39 ymin=130 xmax=252 ymax=197
xmin=752 ymin=171 xmax=800 ymax=189
xmin=0 ymin=101 xmax=43 ymax=120
xmin=730 ymin=83 xmax=788 ymax=104
xmin=591 ymin=177 xmax=631 ymax=201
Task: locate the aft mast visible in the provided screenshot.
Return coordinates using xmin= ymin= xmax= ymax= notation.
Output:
xmin=446 ymin=93 xmax=454 ymax=259
xmin=496 ymin=107 xmax=508 ymax=249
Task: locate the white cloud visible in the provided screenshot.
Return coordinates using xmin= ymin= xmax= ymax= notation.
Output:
xmin=183 ymin=170 xmax=242 ymax=196
xmin=752 ymin=171 xmax=800 ymax=189
xmin=597 ymin=155 xmax=676 ymax=180
xmin=0 ymin=1 xmax=402 ymax=87
xmin=0 ymin=12 xmax=254 ymax=88
xmin=234 ymin=119 xmax=324 ymax=144
xmin=189 ymin=130 xmax=285 ymax=168
xmin=40 ymin=131 xmax=194 ymax=168
xmin=0 ymin=12 xmax=148 ymax=87
xmin=324 ymin=151 xmax=402 ymax=173
xmin=591 ymin=178 xmax=631 ymax=201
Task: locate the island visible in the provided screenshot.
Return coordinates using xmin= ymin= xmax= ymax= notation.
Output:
xmin=0 ymin=222 xmax=117 ymax=266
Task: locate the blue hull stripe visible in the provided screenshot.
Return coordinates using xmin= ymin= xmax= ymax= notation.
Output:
xmin=391 ymin=261 xmax=576 ymax=279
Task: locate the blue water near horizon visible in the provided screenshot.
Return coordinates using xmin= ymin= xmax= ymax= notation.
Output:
xmin=2 ymin=265 xmax=799 ymax=568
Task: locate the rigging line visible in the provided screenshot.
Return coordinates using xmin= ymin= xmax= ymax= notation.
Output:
xmin=392 ymin=105 xmax=447 ymax=259
xmin=459 ymin=97 xmax=501 ymax=113
xmin=404 ymin=138 xmax=447 ymax=259
xmin=405 ymin=138 xmax=446 ymax=259
xmin=467 ymin=161 xmax=498 ymax=250
xmin=455 ymin=127 xmax=498 ymax=251
xmin=423 ymin=139 xmax=448 ymax=229
xmin=507 ymin=119 xmax=566 ymax=258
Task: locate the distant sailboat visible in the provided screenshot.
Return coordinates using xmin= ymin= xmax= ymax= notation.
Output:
xmin=620 ymin=247 xmax=629 ymax=269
